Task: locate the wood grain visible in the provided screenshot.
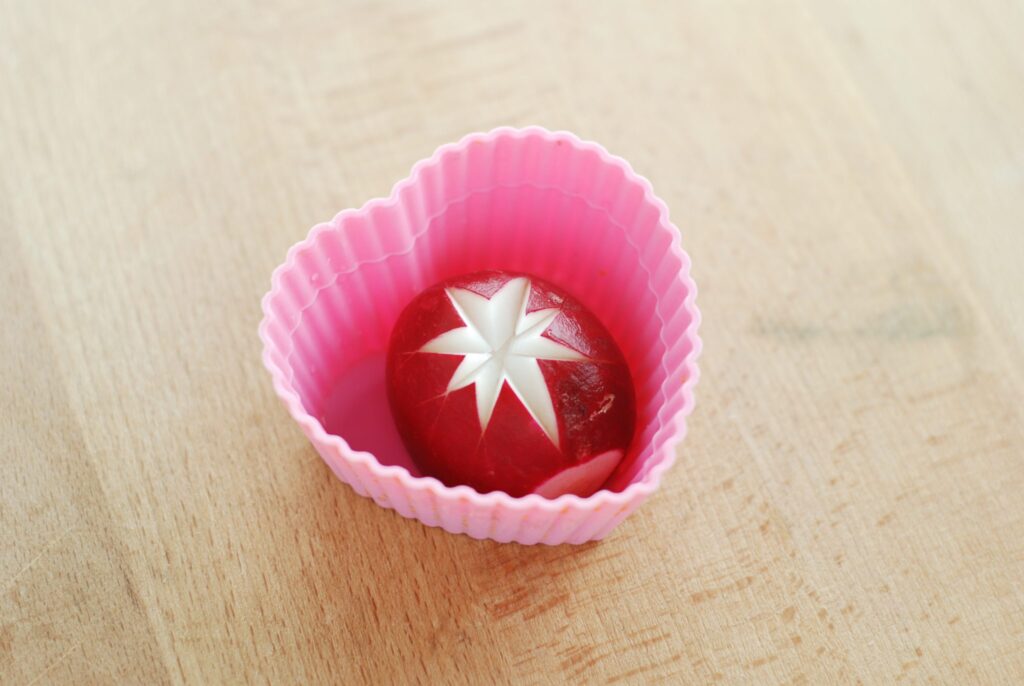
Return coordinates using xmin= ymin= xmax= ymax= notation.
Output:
xmin=2 ymin=1 xmax=1022 ymax=683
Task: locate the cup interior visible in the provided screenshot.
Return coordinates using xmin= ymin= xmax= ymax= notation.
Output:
xmin=267 ymin=132 xmax=698 ymax=496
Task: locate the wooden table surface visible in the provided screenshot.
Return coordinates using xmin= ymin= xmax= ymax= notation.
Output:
xmin=4 ymin=1 xmax=1023 ymax=683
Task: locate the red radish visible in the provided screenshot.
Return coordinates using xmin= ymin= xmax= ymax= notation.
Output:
xmin=386 ymin=271 xmax=635 ymax=498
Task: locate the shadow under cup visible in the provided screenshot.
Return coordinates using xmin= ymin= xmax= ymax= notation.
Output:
xmin=285 ymin=182 xmax=695 ymax=496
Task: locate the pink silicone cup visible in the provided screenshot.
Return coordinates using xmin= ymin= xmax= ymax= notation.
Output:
xmin=259 ymin=127 xmax=701 ymax=545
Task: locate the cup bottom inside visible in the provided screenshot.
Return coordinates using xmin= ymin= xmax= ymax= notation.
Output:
xmin=318 ymin=351 xmax=421 ymax=475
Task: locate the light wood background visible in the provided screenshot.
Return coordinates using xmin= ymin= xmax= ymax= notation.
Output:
xmin=3 ymin=1 xmax=1023 ymax=683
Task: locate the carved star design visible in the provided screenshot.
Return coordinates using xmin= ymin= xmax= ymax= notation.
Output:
xmin=419 ymin=277 xmax=586 ymax=446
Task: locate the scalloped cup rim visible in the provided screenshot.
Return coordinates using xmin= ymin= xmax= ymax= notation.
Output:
xmin=258 ymin=126 xmax=702 ymax=513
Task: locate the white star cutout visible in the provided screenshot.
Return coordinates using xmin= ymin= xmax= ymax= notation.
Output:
xmin=419 ymin=277 xmax=586 ymax=447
